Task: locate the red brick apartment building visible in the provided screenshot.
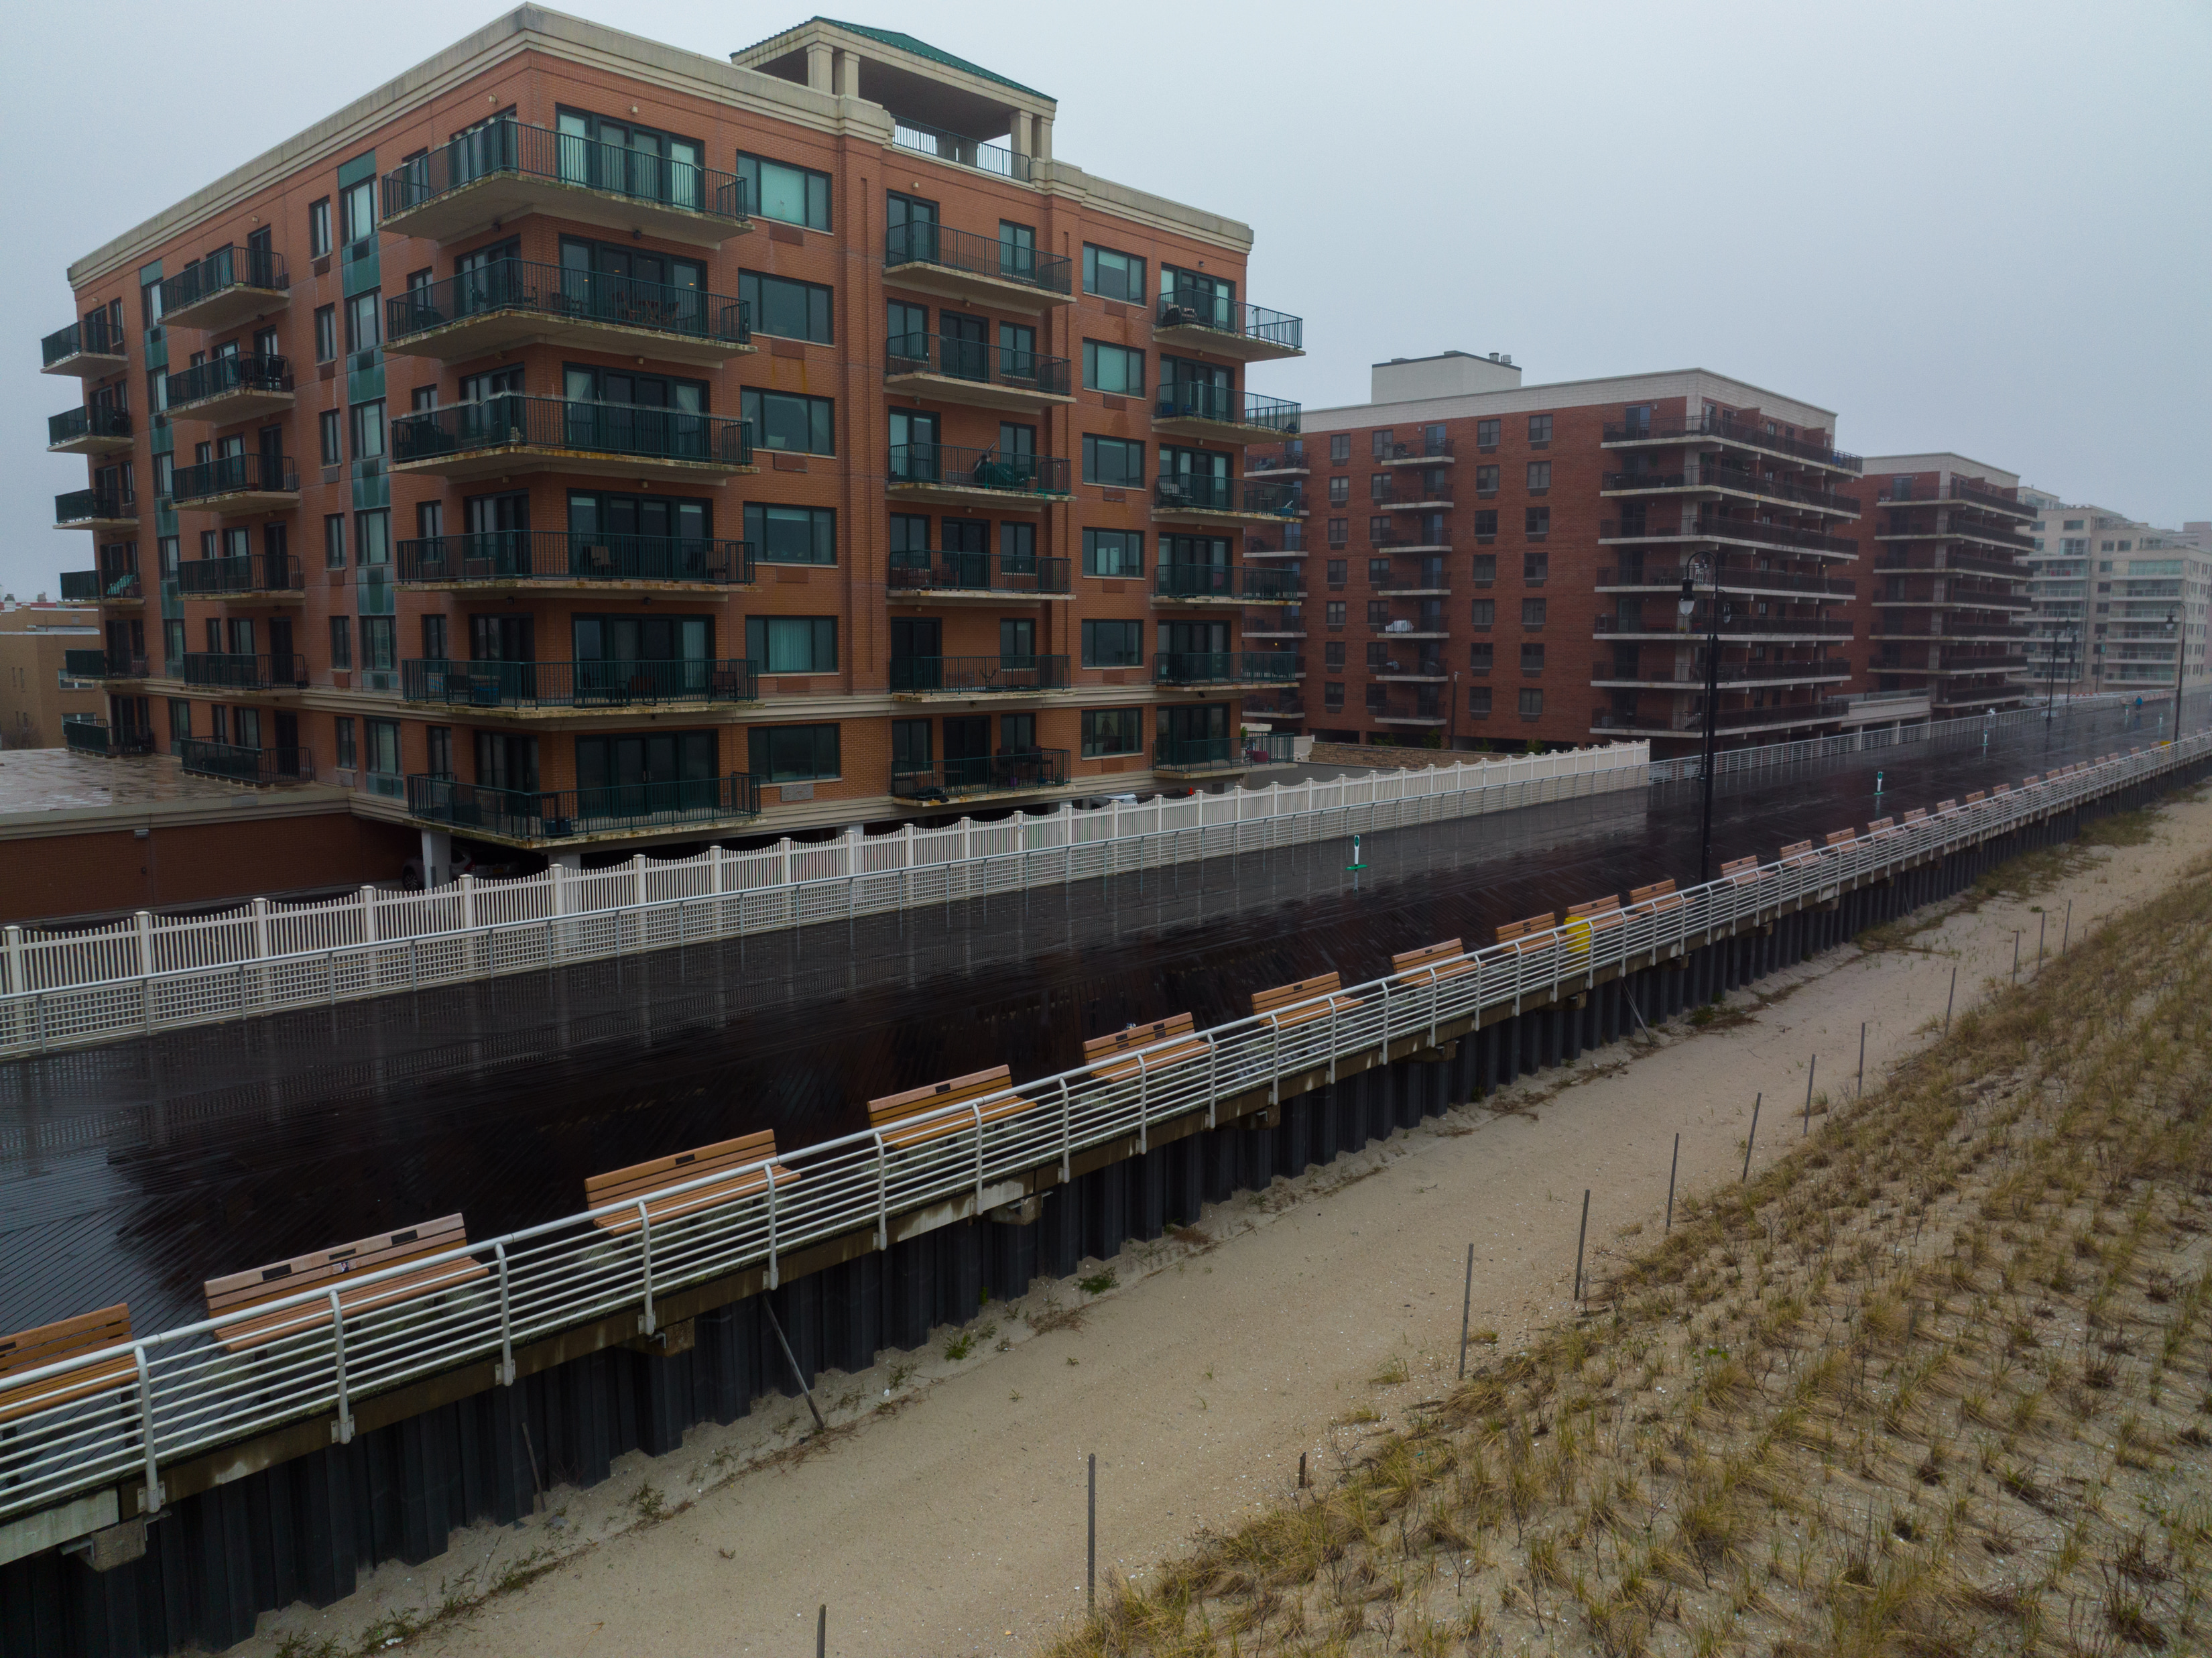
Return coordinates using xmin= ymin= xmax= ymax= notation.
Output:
xmin=1247 ymin=354 xmax=1862 ymax=756
xmin=39 ymin=8 xmax=1304 ymax=871
xmin=1849 ymin=453 xmax=2036 ymax=717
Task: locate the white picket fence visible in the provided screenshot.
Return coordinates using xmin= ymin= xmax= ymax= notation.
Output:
xmin=0 ymin=744 xmax=1647 ymax=1055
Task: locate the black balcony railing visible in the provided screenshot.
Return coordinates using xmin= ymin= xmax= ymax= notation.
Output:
xmin=884 ymin=331 xmax=1070 ymax=396
xmin=48 ymin=405 xmax=131 ymax=447
xmin=1594 ymin=562 xmax=1857 ymax=599
xmin=1152 ymin=650 xmax=1298 ymax=685
xmin=380 ymin=117 xmax=748 ymax=225
xmin=1152 ymin=475 xmax=1302 ymax=517
xmin=883 ymin=221 xmax=1072 ymax=295
xmin=402 ymin=657 xmax=757 ymax=709
xmin=1875 ymin=549 xmax=2029 ymax=581
xmin=166 ymin=352 xmax=293 ymax=410
xmin=1599 ymin=514 xmax=1859 ymax=556
xmin=63 ymin=648 xmax=146 ymax=679
xmin=55 ymin=488 xmax=133 ymax=525
xmin=887 ymin=654 xmax=1070 ymax=693
xmin=1154 ymin=293 xmax=1303 ymax=352
xmin=1594 ymin=615 xmax=1854 ymax=640
xmin=397 ymin=530 xmax=755 ymax=586
xmin=1590 ymin=658 xmax=1853 ymax=686
xmin=181 ymin=652 xmax=308 ymax=690
xmin=887 ymin=550 xmax=1072 ymax=596
xmin=178 ymin=739 xmax=315 ymax=786
xmin=42 ymin=315 xmax=123 ymax=367
xmin=1154 ymin=733 xmax=1289 ymax=771
xmin=1601 ymin=412 xmax=1863 ymax=473
xmin=62 ymin=720 xmax=156 ymax=758
xmin=1245 ymin=443 xmax=1308 ymax=473
xmin=887 ymin=442 xmax=1071 ymax=497
xmin=892 ymin=116 xmax=1033 ymax=183
xmin=1379 ymin=434 xmax=1453 ymax=461
xmin=158 ymin=244 xmax=288 ymax=316
xmin=891 ymin=748 xmax=1071 ymax=802
xmin=1154 ymin=383 xmax=1302 ymax=432
xmin=406 ymin=772 xmax=761 ymax=839
xmin=60 ymin=569 xmax=142 ymax=602
xmin=170 ymin=452 xmax=298 ymax=505
xmin=386 ymin=257 xmax=749 ymax=350
xmin=174 ymin=552 xmax=305 ymax=596
xmin=1153 ymin=564 xmax=1303 ymax=601
xmin=1604 ymin=470 xmax=1861 ymax=514
xmin=1239 ymin=693 xmax=1305 ymax=720
xmin=391 ymin=395 xmax=754 ymax=468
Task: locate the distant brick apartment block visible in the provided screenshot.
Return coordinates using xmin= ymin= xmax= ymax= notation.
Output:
xmin=40 ymin=8 xmax=1304 ymax=871
xmin=1250 ymin=353 xmax=1861 ymax=756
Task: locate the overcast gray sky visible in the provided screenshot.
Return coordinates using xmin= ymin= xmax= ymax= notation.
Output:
xmin=7 ymin=0 xmax=2207 ymax=601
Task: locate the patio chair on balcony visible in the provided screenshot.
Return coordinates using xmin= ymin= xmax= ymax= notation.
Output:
xmin=578 ymin=543 xmax=616 ymax=579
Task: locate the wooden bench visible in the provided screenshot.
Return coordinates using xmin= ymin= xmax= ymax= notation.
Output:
xmin=1965 ymin=790 xmax=1987 ymax=805
xmin=1775 ymin=841 xmax=1819 ymax=870
xmin=1902 ymin=808 xmax=1928 ymax=825
xmin=1937 ymin=798 xmax=1959 ymax=814
xmin=1627 ymin=878 xmax=1684 ymax=912
xmin=1390 ymin=940 xmax=1475 ymax=984
xmin=1865 ymin=815 xmax=1896 ymax=839
xmin=1823 ymin=830 xmax=1857 ymax=850
xmin=867 ymin=1064 xmax=1034 ymax=1150
xmin=1084 ymin=1014 xmax=1209 ymax=1082
xmin=585 ymin=1131 xmax=796 ymax=1234
xmin=203 ymin=1217 xmax=487 ymax=1354
xmin=0 ymin=1305 xmax=133 ymax=1426
xmin=1494 ymin=913 xmax=1558 ymax=952
xmin=1251 ymin=972 xmax=1346 ymax=1030
xmin=1564 ymin=894 xmax=1625 ymax=948
xmin=1992 ymin=783 xmax=2010 ymax=796
xmin=1720 ymin=854 xmax=1766 ymax=885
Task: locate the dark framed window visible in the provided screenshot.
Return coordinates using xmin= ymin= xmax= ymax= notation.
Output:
xmin=741 ymin=388 xmax=834 ymax=455
xmin=745 ymin=615 xmax=837 ymax=673
xmin=1471 ymin=599 xmax=1495 ymax=629
xmin=1370 ymin=430 xmax=1392 ymax=459
xmin=891 ymin=718 xmax=930 ymax=772
xmin=1524 ymin=551 xmax=1549 ymax=583
xmin=359 ymin=616 xmax=396 ymax=670
xmin=1365 ymin=683 xmax=1388 ymax=712
xmin=1082 ymin=341 xmax=1144 ymax=395
xmin=1324 ymin=680 xmax=1345 ymax=711
xmin=1471 ymin=554 xmax=1496 ymax=585
xmin=1081 ymin=244 xmax=1145 ymax=303
xmin=1083 ymin=528 xmax=1143 ymax=576
xmin=319 ymin=410 xmax=341 ymax=466
xmin=748 ymin=723 xmax=841 ymax=781
xmin=1522 ymin=598 xmax=1547 ymax=628
xmin=1475 ymin=418 xmax=1499 ymax=450
xmin=420 ymin=613 xmax=448 ymax=660
xmin=346 ymin=291 xmax=379 ymax=353
xmin=1329 ymin=433 xmax=1350 ymax=464
xmin=314 ymin=305 xmax=337 ymax=362
xmin=1469 ymin=642 xmax=1493 ymax=674
xmin=1475 ymin=465 xmax=1500 ymax=493
xmin=1367 ymin=516 xmax=1390 ymax=542
xmin=350 ymin=400 xmax=385 ymax=461
xmin=334 ymin=716 xmax=357 ymax=769
xmin=355 ymin=510 xmax=389 ymax=566
xmin=737 ymin=153 xmax=832 ymax=230
xmin=1081 ymin=707 xmax=1142 ymax=756
xmin=1326 ymin=558 xmax=1347 ymax=586
xmin=1518 ymin=688 xmax=1543 ymax=718
xmin=1368 ymin=472 xmax=1388 ymax=501
xmin=1081 ymin=435 xmax=1144 ymax=487
xmin=1366 ymin=557 xmax=1390 ymax=586
xmin=310 ymin=198 xmax=332 ymax=257
xmin=1081 ymin=619 xmax=1144 ymax=666
xmin=1324 ymin=641 xmax=1346 ymax=669
xmin=328 ymin=617 xmax=352 ymax=668
xmin=1364 ymin=641 xmax=1388 ymax=670
xmin=1524 ymin=508 xmax=1550 ymax=539
xmin=426 ymin=725 xmax=453 ymax=778
xmin=167 ymin=699 xmax=191 ymax=739
xmin=1520 ymin=644 xmax=1545 ymax=673
xmin=1365 ymin=600 xmax=1388 ymax=627
xmin=1473 ymin=510 xmax=1499 ymax=540
xmin=1328 ymin=477 xmax=1349 ymax=506
xmin=1527 ymin=461 xmax=1551 ymax=491
xmin=323 ymin=514 xmax=345 ymax=568
xmin=739 ymin=270 xmax=833 ymax=343
xmin=1527 ymin=414 xmax=1552 ymax=444
xmin=341 ymin=180 xmax=376 ymax=247
xmin=1327 ymin=518 xmax=1347 ymax=546
xmin=1325 ymin=601 xmax=1347 ymax=628
xmin=744 ymin=503 xmax=835 ymax=565
xmin=1469 ymin=686 xmax=1492 ymax=716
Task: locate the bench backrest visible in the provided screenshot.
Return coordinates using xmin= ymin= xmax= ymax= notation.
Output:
xmin=1566 ymin=895 xmax=1622 ymax=921
xmin=1628 ymin=878 xmax=1678 ymax=906
xmin=1776 ymin=840 xmax=1815 ymax=862
xmin=1083 ymin=1014 xmax=1196 ymax=1063
xmin=586 ymin=1131 xmax=780 ymax=1213
xmin=1937 ymin=798 xmax=1958 ymax=813
xmin=2021 ymin=774 xmax=2039 ymax=786
xmin=1493 ymin=912 xmax=1556 ymax=945
xmin=1993 ymin=783 xmax=2010 ymax=796
xmin=1720 ymin=855 xmax=1760 ymax=878
xmin=1902 ymin=808 xmax=1927 ymax=823
xmin=867 ymin=1065 xmax=1016 ymax=1130
xmin=205 ymin=1216 xmax=471 ymax=1319
xmin=1965 ymin=790 xmax=1986 ymax=805
xmin=0 ymin=1304 xmax=131 ymax=1382
xmin=1251 ymin=973 xmax=1343 ymax=1016
xmin=1823 ymin=830 xmax=1856 ymax=848
xmin=1867 ymin=816 xmax=1894 ymax=834
xmin=1390 ymin=941 xmax=1463 ymax=973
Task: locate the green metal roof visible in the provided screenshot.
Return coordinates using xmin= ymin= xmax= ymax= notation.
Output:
xmin=808 ymin=17 xmax=1050 ymax=101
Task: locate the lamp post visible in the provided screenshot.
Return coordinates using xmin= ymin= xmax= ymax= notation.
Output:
xmin=2168 ymin=606 xmax=2183 ymax=739
xmin=1681 ymin=552 xmax=1724 ymax=883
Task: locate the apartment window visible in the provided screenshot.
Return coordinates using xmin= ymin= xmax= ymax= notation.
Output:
xmin=328 ymin=617 xmax=352 ymax=669
xmin=314 ymin=305 xmax=337 ymax=363
xmin=1367 ymin=557 xmax=1391 ymax=586
xmin=319 ymin=410 xmax=341 ymax=466
xmin=745 ymin=615 xmax=837 ymax=673
xmin=749 ymin=723 xmax=841 ymax=781
xmin=1470 ymin=599 xmax=1495 ymax=629
xmin=1522 ymin=598 xmax=1547 ymax=628
xmin=1081 ymin=708 xmax=1142 ymax=757
xmin=1324 ymin=641 xmax=1346 ymax=670
xmin=1328 ymin=477 xmax=1349 ymax=506
xmin=1526 ymin=461 xmax=1551 ymax=492
xmin=350 ymin=400 xmax=385 ymax=461
xmin=743 ymin=388 xmax=834 ymax=455
xmin=1081 ymin=619 xmax=1144 ymax=666
xmin=1325 ymin=601 xmax=1347 ymax=628
xmin=359 ymin=616 xmax=396 ymax=671
xmin=1369 ymin=430 xmax=1392 ymax=459
xmin=1327 ymin=518 xmax=1347 ymax=546
xmin=1329 ymin=433 xmax=1350 ymax=465
xmin=167 ymin=699 xmax=191 ymax=740
xmin=346 ymin=292 xmax=380 ymax=353
xmin=322 ymin=514 xmax=345 ymax=568
xmin=1475 ymin=465 xmax=1499 ymax=494
xmin=1471 ymin=511 xmax=1498 ymax=544
xmin=745 ymin=504 xmax=835 ymax=566
xmin=1520 ymin=642 xmax=1547 ymax=674
xmin=1083 ymin=341 xmax=1145 ymax=396
xmin=1363 ymin=683 xmax=1389 ymax=713
xmin=356 ymin=510 xmax=390 ymax=566
xmin=1325 ymin=681 xmax=1346 ymax=711
xmin=1367 ymin=472 xmax=1388 ymax=502
xmin=1524 ymin=508 xmax=1550 ymax=539
xmin=1524 ymin=550 xmax=1548 ymax=583
xmin=420 ymin=614 xmax=448 ymax=660
xmin=410 ymin=386 xmax=438 ymax=413
xmin=1469 ymin=687 xmax=1492 ymax=716
xmin=1082 ymin=244 xmax=1145 ymax=303
xmin=1469 ymin=642 xmax=1493 ymax=674
xmin=737 ymin=153 xmax=831 ymax=230
xmin=162 ymin=620 xmax=186 ymax=670
xmin=1326 ymin=559 xmax=1348 ymax=587
xmin=1361 ymin=517 xmax=1386 ymax=546
xmin=1475 ymin=418 xmax=1499 ymax=451
xmin=425 ymin=725 xmax=453 ymax=779
xmin=1365 ymin=641 xmax=1388 ymax=670
xmin=1471 ymin=554 xmax=1496 ymax=585
xmin=1518 ymin=688 xmax=1543 ymax=719
xmin=309 ymin=198 xmax=332 ymax=257
xmin=341 ymin=179 xmax=376 ymax=247
xmin=1083 ymin=528 xmax=1143 ymax=577
xmin=1527 ymin=414 xmax=1552 ymax=445
xmin=739 ymin=272 xmax=833 ymax=343
xmin=1081 ymin=435 xmax=1144 ymax=487
xmin=2063 ymin=519 xmax=2084 ymax=531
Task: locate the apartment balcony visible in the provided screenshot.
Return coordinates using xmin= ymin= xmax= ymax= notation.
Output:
xmin=1151 ymin=386 xmax=1302 ymax=445
xmin=47 ymin=405 xmax=132 ymax=455
xmin=170 ymin=453 xmax=300 ymax=516
xmin=1376 ymin=477 xmax=1453 ymax=511
xmin=1593 ymin=614 xmax=1853 ymax=642
xmin=1870 ymin=620 xmax=2032 ymax=644
xmin=883 ymin=222 xmax=1072 ymax=312
xmin=1926 ymin=654 xmax=2030 ymax=675
xmin=1875 ymin=548 xmax=2028 ymax=580
xmin=1870 ymin=587 xmax=2035 ymax=613
xmin=1377 ymin=435 xmax=1453 ymax=465
xmin=62 ymin=649 xmax=149 ymax=682
xmin=158 ymin=245 xmax=289 ymax=334
xmin=1373 ymin=529 xmax=1453 ymax=554
xmin=41 ymin=317 xmax=126 ymax=378
xmin=1152 ymin=733 xmax=1292 ymax=776
xmin=1242 ymin=532 xmax=1307 ymax=560
xmin=891 ymin=748 xmax=1072 ymax=805
xmin=1591 ymin=699 xmax=1849 ymax=738
xmin=1152 ymin=475 xmax=1302 ymax=526
xmin=1152 ymin=294 xmax=1304 ymax=363
xmin=178 ymin=739 xmax=315 ymax=786
xmin=1153 ymin=650 xmax=1299 ymax=687
xmin=385 ymin=259 xmax=754 ymax=367
xmin=1595 ymin=562 xmax=1856 ymax=600
xmin=1374 ymin=655 xmax=1449 ymax=682
xmin=1598 ymin=515 xmax=1858 ymax=560
xmin=1600 ymin=412 xmax=1863 ymax=475
xmin=1239 ymin=607 xmax=1306 ymax=639
xmin=60 ymin=569 xmax=142 ymax=605
xmin=889 ymin=654 xmax=1070 ymax=697
xmin=378 ymin=117 xmax=751 ymax=248
xmin=1244 ymin=444 xmax=1309 ymax=476
xmin=1589 ymin=657 xmax=1852 ymax=689
xmin=1603 ymin=469 xmax=1860 ymax=518
xmin=882 ymin=333 xmax=1072 ymax=413
xmin=61 ymin=719 xmax=156 ymax=758
xmin=1871 ymin=479 xmax=2033 ymax=520
xmin=1239 ymin=693 xmax=1305 ymax=722
xmin=401 ymin=657 xmax=757 ymax=712
xmin=1874 ymin=514 xmax=2034 ymax=556
xmin=887 ymin=550 xmax=1073 ymax=603
xmin=1151 ymin=564 xmax=1302 ymax=606
xmin=1367 ymin=695 xmax=1449 ymax=727
xmin=886 ymin=442 xmax=1072 ymax=511
xmin=391 ymin=396 xmax=754 ymax=483
xmin=180 ymin=652 xmax=308 ymax=691
xmin=54 ymin=488 xmax=135 ymax=532
xmin=1368 ymin=613 xmax=1450 ymax=640
xmin=174 ymin=552 xmax=306 ymax=601
xmin=397 ymin=530 xmax=755 ymax=591
xmin=166 ymin=353 xmax=295 ymax=424
xmin=404 ymin=772 xmax=762 ymax=845
xmin=1373 ymin=565 xmax=1452 ymax=597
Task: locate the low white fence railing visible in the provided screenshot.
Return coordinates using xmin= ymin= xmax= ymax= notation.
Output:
xmin=0 ymin=731 xmax=2200 ymax=1533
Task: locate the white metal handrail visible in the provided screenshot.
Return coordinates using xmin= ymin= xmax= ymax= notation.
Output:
xmin=0 ymin=734 xmax=2199 ymax=1530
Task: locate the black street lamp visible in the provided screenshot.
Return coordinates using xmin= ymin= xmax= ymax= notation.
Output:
xmin=1681 ymin=553 xmax=1727 ymax=883
xmin=2168 ymin=607 xmax=2183 ymax=739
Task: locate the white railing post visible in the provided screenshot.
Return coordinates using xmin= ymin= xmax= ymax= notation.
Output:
xmin=778 ymin=836 xmax=793 ymax=888
xmin=637 ymin=1200 xmax=656 ymax=1336
xmin=132 ymin=1343 xmax=162 ymax=1511
xmin=359 ymin=885 xmax=377 ymax=945
xmin=493 ymin=1241 xmax=515 ymax=1384
xmin=460 ymin=872 xmax=476 ymax=931
xmin=765 ymin=1170 xmax=781 ymax=1289
xmin=329 ymin=1290 xmax=354 ymax=1443
xmin=633 ymin=853 xmax=647 ymax=909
